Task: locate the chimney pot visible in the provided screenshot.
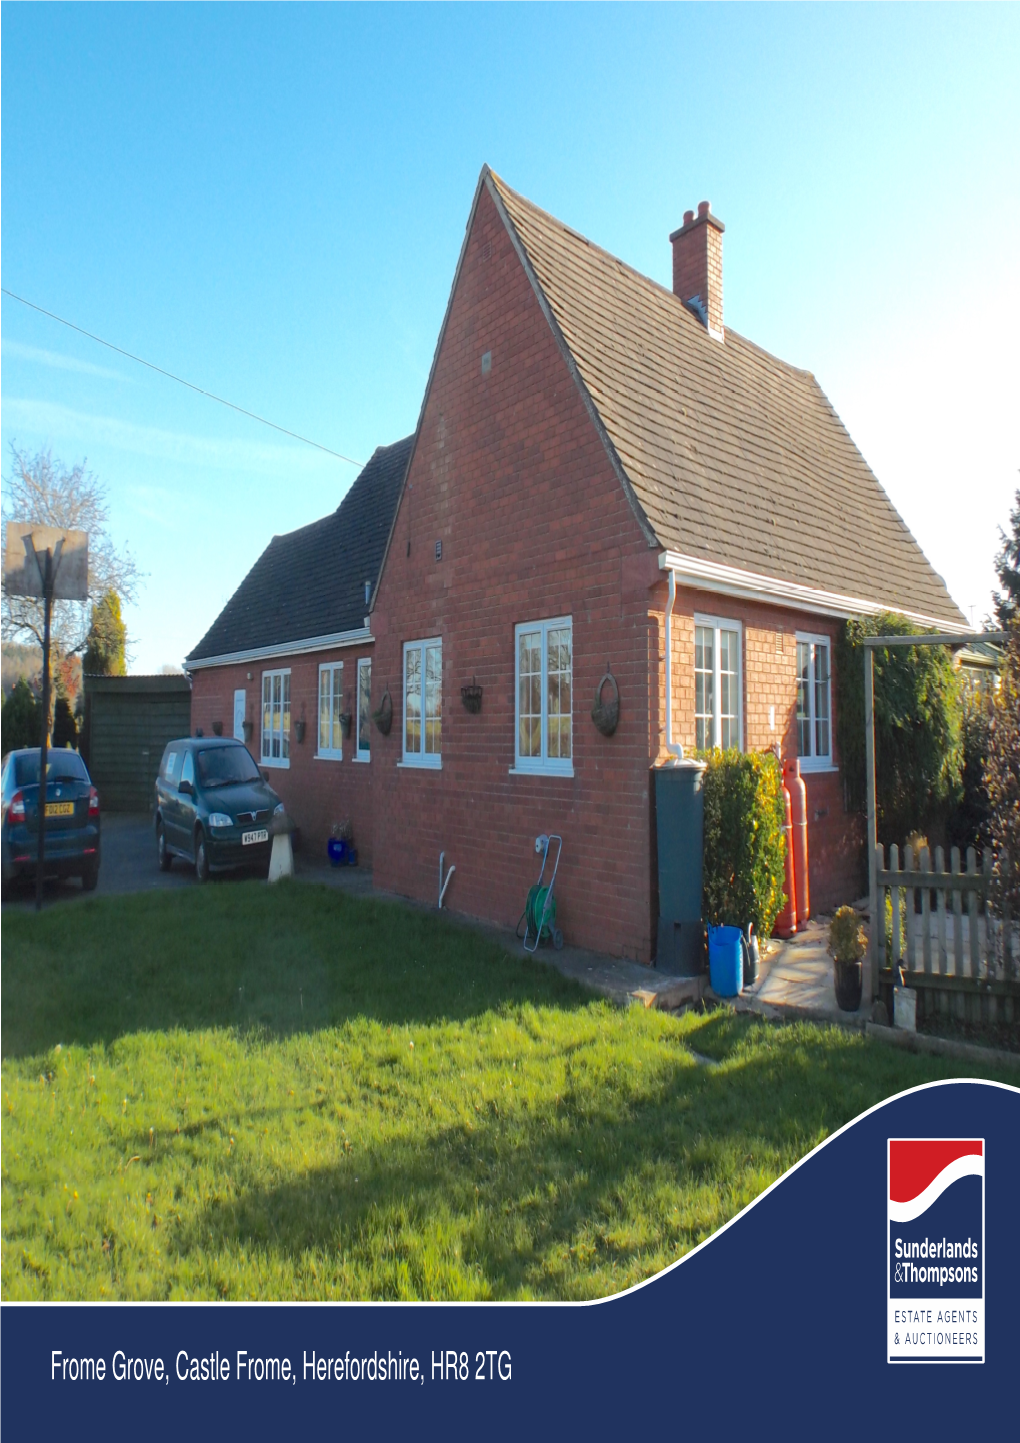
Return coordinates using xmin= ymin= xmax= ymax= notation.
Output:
xmin=670 ymin=201 xmax=725 ymax=340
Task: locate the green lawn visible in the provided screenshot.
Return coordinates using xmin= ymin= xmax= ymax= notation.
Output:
xmin=2 ymin=880 xmax=1013 ymax=1301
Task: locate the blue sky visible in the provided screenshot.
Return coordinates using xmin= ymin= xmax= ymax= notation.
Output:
xmin=2 ymin=3 xmax=1018 ymax=671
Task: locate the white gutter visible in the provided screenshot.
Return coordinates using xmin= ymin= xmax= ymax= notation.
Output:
xmin=186 ymin=625 xmax=374 ymax=672
xmin=664 ymin=569 xmax=684 ymax=760
xmin=658 ymin=552 xmax=972 ymax=635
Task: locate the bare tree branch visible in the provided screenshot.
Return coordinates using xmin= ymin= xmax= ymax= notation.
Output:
xmin=1 ymin=444 xmax=142 ymax=658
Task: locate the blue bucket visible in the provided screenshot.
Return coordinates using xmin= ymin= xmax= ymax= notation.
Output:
xmin=708 ymin=925 xmax=744 ymax=997
xmin=327 ymin=837 xmax=348 ymax=867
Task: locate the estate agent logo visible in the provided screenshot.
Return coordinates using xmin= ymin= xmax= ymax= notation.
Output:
xmin=887 ymin=1138 xmax=984 ymax=1363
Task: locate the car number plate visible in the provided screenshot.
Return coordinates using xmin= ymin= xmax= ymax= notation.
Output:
xmin=242 ymin=828 xmax=269 ymax=846
xmin=46 ymin=802 xmax=75 ymax=817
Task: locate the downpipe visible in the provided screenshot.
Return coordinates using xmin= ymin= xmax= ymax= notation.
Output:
xmin=438 ymin=851 xmax=456 ymax=909
xmin=664 ymin=568 xmax=684 ymax=762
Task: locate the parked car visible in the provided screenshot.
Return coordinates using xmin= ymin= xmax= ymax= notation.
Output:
xmin=1 ymin=748 xmax=101 ymax=896
xmin=154 ymin=737 xmax=283 ymax=881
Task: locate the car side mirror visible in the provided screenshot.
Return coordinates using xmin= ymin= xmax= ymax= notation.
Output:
xmin=179 ymin=778 xmax=194 ymax=796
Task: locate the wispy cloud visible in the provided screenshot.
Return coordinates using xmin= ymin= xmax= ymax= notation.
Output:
xmin=1 ymin=337 xmax=129 ymax=383
xmin=0 ymin=396 xmax=346 ymax=479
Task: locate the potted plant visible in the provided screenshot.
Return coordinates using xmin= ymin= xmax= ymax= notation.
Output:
xmin=829 ymin=905 xmax=866 ymax=1011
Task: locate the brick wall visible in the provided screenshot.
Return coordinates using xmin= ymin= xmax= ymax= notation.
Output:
xmin=369 ymin=184 xmax=661 ymax=961
xmin=655 ymin=583 xmax=865 ymax=916
xmin=189 ymin=647 xmax=376 ymax=864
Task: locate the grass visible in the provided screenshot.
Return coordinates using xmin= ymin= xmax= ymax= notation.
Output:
xmin=2 ymin=879 xmax=1015 ymax=1302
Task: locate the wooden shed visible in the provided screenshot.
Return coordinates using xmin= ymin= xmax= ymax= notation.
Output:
xmin=82 ymin=674 xmax=192 ymax=812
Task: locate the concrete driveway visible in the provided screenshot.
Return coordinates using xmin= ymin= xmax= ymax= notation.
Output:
xmin=4 ymin=812 xmax=210 ymax=909
xmin=1 ymin=813 xmax=375 ymax=910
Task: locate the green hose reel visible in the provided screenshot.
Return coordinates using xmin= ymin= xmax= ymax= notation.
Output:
xmin=525 ymin=883 xmax=563 ymax=951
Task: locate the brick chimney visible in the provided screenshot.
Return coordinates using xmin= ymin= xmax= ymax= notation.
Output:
xmin=670 ymin=200 xmax=724 ymax=340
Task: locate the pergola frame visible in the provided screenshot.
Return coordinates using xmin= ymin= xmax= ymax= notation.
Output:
xmin=862 ymin=630 xmax=1006 ymax=1004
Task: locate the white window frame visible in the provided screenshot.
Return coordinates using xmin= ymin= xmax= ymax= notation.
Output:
xmin=795 ymin=632 xmax=835 ymax=772
xmin=693 ymin=613 xmax=743 ymax=751
xmin=317 ymin=661 xmax=345 ymax=760
xmin=401 ymin=638 xmax=442 ymax=770
xmin=354 ymin=657 xmax=372 ymax=762
xmin=512 ymin=616 xmax=574 ymax=777
xmin=260 ymin=667 xmax=291 ymax=768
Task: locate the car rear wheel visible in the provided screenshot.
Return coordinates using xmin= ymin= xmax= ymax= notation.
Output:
xmin=157 ymin=821 xmax=173 ymax=872
xmin=81 ymin=862 xmax=99 ymax=892
xmin=195 ymin=830 xmax=210 ymax=883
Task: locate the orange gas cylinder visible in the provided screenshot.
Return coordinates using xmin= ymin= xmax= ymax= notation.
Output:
xmin=783 ymin=757 xmax=810 ymax=928
xmin=773 ymin=779 xmax=798 ymax=939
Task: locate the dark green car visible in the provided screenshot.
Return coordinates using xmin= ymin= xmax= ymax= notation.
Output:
xmin=154 ymin=737 xmax=283 ymax=881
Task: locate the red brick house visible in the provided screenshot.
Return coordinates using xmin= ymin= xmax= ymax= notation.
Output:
xmin=188 ymin=168 xmax=967 ymax=963
xmin=187 ymin=437 xmax=411 ymax=866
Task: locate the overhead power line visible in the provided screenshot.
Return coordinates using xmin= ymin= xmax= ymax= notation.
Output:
xmin=1 ymin=287 xmax=364 ymax=468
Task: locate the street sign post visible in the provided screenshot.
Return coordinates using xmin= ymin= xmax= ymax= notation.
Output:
xmin=3 ymin=523 xmax=89 ymax=911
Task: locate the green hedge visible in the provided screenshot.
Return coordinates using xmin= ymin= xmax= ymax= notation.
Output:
xmin=702 ymin=749 xmax=787 ymax=939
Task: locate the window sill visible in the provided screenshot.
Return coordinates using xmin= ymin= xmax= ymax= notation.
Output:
xmin=352 ymin=752 xmax=371 ymax=764
xmin=315 ymin=752 xmax=343 ymax=762
xmin=509 ymin=764 xmax=575 ymax=779
xmin=797 ymin=760 xmax=838 ymax=775
xmin=398 ymin=758 xmax=442 ymax=771
xmin=260 ymin=757 xmax=290 ymax=770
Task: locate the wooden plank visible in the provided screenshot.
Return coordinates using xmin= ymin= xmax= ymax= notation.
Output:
xmin=876 ymin=843 xmax=885 ymax=972
xmin=982 ymin=852 xmax=995 ymax=980
xmin=952 ymin=846 xmax=964 ymax=977
xmin=891 ymin=844 xmax=902 ymax=968
xmin=876 ymin=869 xmax=989 ymax=891
xmin=967 ymin=847 xmax=980 ymax=980
xmin=936 ymin=845 xmax=948 ymax=976
xmin=921 ymin=846 xmax=932 ymax=974
xmin=904 ymin=845 xmax=916 ymax=972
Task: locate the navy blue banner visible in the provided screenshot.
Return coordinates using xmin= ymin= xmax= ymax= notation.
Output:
xmin=3 ymin=1081 xmax=1017 ymax=1439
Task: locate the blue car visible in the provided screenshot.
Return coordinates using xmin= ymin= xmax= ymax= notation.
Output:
xmin=1 ymin=748 xmax=101 ymax=896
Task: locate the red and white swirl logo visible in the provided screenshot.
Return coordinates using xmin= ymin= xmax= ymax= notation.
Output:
xmin=888 ymin=1139 xmax=985 ymax=1363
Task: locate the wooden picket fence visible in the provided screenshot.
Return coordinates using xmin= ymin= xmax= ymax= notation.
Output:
xmin=876 ymin=843 xmax=1017 ymax=1025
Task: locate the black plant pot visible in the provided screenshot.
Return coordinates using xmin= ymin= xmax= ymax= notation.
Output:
xmin=833 ymin=957 xmax=863 ymax=1012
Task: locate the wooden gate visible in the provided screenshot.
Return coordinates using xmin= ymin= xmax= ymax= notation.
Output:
xmin=876 ymin=842 xmax=1017 ymax=1024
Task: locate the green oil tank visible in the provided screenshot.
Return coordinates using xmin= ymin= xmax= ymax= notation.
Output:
xmin=654 ymin=759 xmax=706 ymax=974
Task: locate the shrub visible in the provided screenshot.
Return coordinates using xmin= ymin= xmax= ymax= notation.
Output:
xmin=1 ymin=677 xmax=42 ymax=755
xmin=947 ymin=689 xmax=994 ymax=853
xmin=884 ymin=890 xmax=907 ymax=963
xmin=985 ymin=620 xmax=1020 ymax=919
xmin=51 ymin=696 xmax=78 ymax=750
xmin=702 ymin=749 xmax=787 ymax=939
xmin=829 ymin=905 xmax=866 ymax=964
xmin=835 ymin=612 xmax=962 ymax=846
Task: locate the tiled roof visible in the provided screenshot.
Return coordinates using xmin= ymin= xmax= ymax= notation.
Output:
xmin=488 ymin=171 xmax=965 ymax=628
xmin=187 ymin=435 xmax=412 ymax=662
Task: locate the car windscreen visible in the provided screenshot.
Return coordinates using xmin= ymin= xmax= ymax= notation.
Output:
xmin=15 ymin=751 xmax=89 ymax=786
xmin=196 ymin=745 xmax=262 ymax=788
